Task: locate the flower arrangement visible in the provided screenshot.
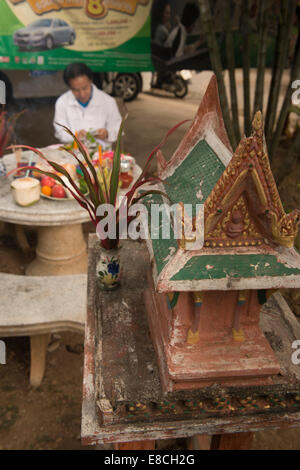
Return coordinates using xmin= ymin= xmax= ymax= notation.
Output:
xmin=8 ymin=117 xmax=186 ymax=250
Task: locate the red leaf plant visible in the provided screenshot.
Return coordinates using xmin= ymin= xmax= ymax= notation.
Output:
xmin=7 ymin=117 xmax=189 ymax=250
xmin=0 ymin=106 xmax=24 ymax=158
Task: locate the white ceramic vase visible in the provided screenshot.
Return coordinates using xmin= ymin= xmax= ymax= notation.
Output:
xmin=96 ymin=246 xmax=122 ymax=291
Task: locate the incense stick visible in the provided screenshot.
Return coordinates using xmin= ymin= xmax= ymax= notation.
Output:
xmin=25 ymin=153 xmax=33 ymax=177
xmin=14 ymin=147 xmax=22 ymax=168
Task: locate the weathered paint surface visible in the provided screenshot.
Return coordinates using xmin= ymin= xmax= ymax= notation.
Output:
xmin=171 ymin=254 xmax=300 ymax=281
xmin=164 ymin=139 xmax=225 ymax=207
xmin=145 ymin=277 xmax=281 ymax=391
xmin=143 ymin=193 xmax=177 ymax=276
xmin=159 ymin=74 xmax=232 ymax=181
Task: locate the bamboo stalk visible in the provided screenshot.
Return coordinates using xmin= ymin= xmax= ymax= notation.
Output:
xmin=265 ymin=0 xmax=297 ymax=146
xmin=241 ymin=0 xmax=251 ymax=136
xmin=198 ymin=0 xmax=237 ymax=149
xmin=224 ymin=0 xmax=240 ymax=142
xmin=270 ymin=27 xmax=300 ymax=160
xmin=276 ymin=125 xmax=300 ymax=185
xmin=253 ymin=0 xmax=270 ymax=116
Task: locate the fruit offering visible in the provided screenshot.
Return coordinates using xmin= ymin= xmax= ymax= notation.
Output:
xmin=52 ymin=184 xmax=66 ymax=199
xmin=40 ymin=175 xmax=67 ymax=199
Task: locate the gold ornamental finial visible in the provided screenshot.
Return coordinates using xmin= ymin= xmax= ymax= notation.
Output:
xmin=271 ymin=209 xmax=300 ymax=248
xmin=252 ymin=111 xmax=263 ymax=133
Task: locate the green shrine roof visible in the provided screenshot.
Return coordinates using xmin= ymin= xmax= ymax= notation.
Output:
xmin=144 ymin=140 xmax=226 ymax=278
xmin=144 ymin=128 xmax=300 ymax=292
xmin=164 ymin=140 xmax=225 ymax=205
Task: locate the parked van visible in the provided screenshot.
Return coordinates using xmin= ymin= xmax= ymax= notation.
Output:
xmin=0 ymin=69 xmax=143 ymax=103
xmin=0 ymin=69 xmax=67 ymax=102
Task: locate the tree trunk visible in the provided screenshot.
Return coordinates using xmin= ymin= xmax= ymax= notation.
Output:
xmin=198 ymin=0 xmax=237 ymax=149
xmin=265 ymin=0 xmax=297 ymax=147
xmin=241 ymin=0 xmax=251 ymax=136
xmin=253 ymin=0 xmax=270 ymax=116
xmin=224 ymin=0 xmax=240 ymax=142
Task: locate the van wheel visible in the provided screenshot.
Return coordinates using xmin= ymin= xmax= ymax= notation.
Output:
xmin=113 ymin=73 xmax=140 ymax=102
xmin=69 ymin=33 xmax=75 ymax=45
xmin=0 ymin=72 xmax=13 ymax=103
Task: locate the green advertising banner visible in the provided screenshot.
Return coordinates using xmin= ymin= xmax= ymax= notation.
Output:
xmin=0 ymin=0 xmax=153 ymax=71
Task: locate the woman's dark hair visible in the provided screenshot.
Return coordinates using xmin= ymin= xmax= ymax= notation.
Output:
xmin=63 ymin=62 xmax=94 ymax=86
xmin=181 ymin=3 xmax=200 ymax=28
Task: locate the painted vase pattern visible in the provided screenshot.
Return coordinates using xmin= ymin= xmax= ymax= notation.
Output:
xmin=96 ymin=248 xmax=121 ymax=290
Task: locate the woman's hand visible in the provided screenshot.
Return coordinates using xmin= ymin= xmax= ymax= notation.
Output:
xmin=95 ymin=128 xmax=108 ymax=140
xmin=78 ymin=129 xmax=87 ymax=140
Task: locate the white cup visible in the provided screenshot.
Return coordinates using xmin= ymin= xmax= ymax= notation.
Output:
xmin=11 ymin=177 xmax=40 ymax=207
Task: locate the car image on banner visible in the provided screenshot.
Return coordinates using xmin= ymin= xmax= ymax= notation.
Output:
xmin=0 ymin=0 xmax=152 ymax=102
xmin=13 ymin=18 xmax=76 ymax=51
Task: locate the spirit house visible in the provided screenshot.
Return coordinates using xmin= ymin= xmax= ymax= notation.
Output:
xmin=144 ymin=75 xmax=300 ymax=392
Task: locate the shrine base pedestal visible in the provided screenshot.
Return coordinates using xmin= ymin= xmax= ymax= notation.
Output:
xmin=144 ymin=283 xmax=281 ymax=393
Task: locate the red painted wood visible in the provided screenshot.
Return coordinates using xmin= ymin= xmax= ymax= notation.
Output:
xmin=114 ymin=440 xmax=156 ymax=450
xmin=210 ymin=432 xmax=254 ymax=450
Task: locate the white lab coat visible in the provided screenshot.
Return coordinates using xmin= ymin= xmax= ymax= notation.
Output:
xmin=53 ymin=84 xmax=122 ymax=148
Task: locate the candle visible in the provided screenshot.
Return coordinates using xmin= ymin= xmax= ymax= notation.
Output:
xmin=14 ymin=147 xmax=22 ymax=167
xmin=98 ymin=145 xmax=102 ymax=166
xmin=25 ymin=153 xmax=33 ymax=178
xmin=74 ymin=132 xmax=78 ymax=150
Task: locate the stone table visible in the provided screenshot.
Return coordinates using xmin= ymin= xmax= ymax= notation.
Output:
xmin=0 ymin=148 xmax=141 ymax=276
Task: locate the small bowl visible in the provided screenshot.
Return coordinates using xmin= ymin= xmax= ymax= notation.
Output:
xmin=11 ymin=177 xmax=40 ymax=207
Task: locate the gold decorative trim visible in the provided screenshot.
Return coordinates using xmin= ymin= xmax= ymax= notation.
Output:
xmin=220 ymin=170 xmax=248 ymax=209
xmin=252 ymin=111 xmax=263 ymax=133
xmin=187 ymin=329 xmax=199 ymax=345
xmin=205 ymin=195 xmax=263 ymax=243
xmin=193 ymin=292 xmax=203 ymax=304
xmin=203 ymin=111 xmax=299 ymax=248
xmin=232 ymin=328 xmax=245 ymax=342
xmin=250 ymin=169 xmax=268 ymax=207
xmin=238 ymin=290 xmax=247 ymax=302
xmin=270 ymin=210 xmax=300 ymax=248
xmin=177 ymin=202 xmax=197 ymax=251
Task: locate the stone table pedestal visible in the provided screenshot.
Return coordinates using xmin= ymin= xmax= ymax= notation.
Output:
xmin=26 ymin=224 xmax=88 ymax=276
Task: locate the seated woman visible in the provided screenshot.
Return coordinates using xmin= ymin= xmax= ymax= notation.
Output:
xmin=53 ymin=62 xmax=122 ymax=149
